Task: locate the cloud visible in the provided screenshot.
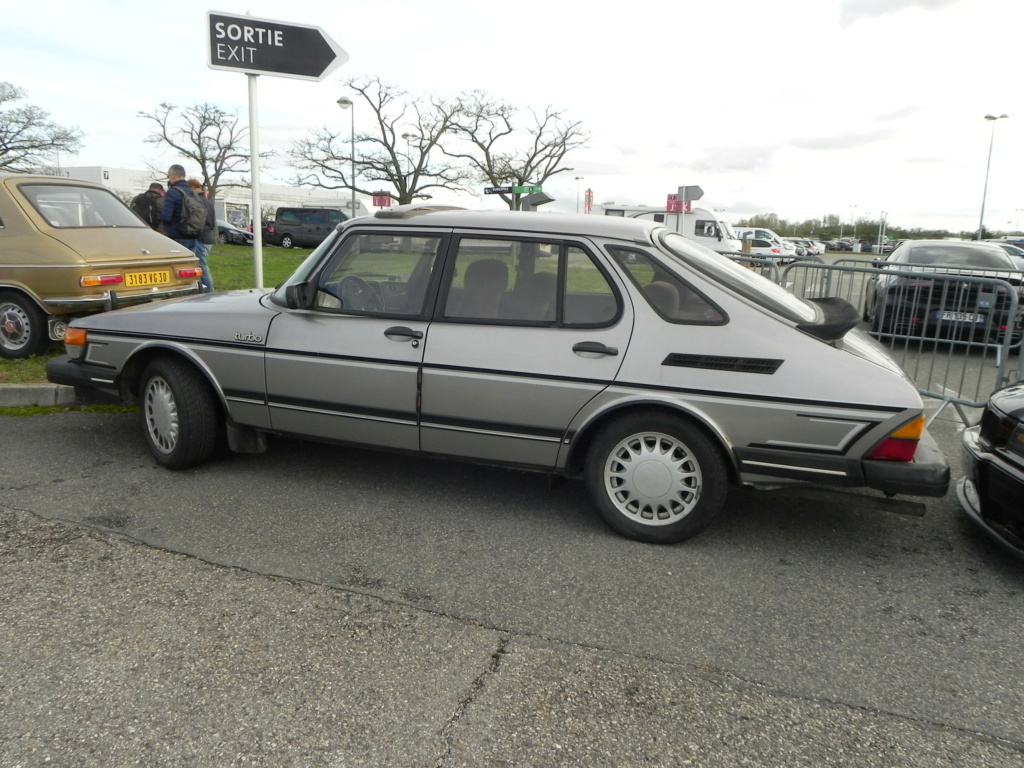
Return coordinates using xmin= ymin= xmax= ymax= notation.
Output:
xmin=838 ymin=0 xmax=966 ymax=26
xmin=691 ymin=145 xmax=781 ymax=173
xmin=789 ymin=128 xmax=893 ymax=151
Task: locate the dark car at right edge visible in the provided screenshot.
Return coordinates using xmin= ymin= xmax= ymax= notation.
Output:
xmin=959 ymin=382 xmax=1024 ymax=558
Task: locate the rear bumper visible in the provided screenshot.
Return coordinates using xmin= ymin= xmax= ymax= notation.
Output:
xmin=43 ymin=284 xmax=200 ymax=312
xmin=861 ymin=428 xmax=950 ymax=497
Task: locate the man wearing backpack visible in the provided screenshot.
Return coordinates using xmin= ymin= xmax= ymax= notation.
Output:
xmin=130 ymin=182 xmax=164 ymax=230
xmin=161 ymin=164 xmax=211 ymax=292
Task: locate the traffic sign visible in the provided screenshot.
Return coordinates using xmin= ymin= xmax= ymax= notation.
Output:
xmin=484 ymin=186 xmax=514 ymax=195
xmin=207 ymin=12 xmax=348 ymax=81
xmin=679 ymin=185 xmax=704 ymax=203
xmin=515 ymin=185 xmax=542 ymax=195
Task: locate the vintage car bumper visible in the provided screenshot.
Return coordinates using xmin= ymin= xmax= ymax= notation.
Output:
xmin=862 ymin=428 xmax=950 ymax=497
xmin=46 ymin=354 xmax=122 ymax=394
xmin=958 ymin=425 xmax=1024 ymax=558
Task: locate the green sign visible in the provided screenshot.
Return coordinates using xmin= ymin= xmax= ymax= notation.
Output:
xmin=514 ymin=185 xmax=542 ymax=195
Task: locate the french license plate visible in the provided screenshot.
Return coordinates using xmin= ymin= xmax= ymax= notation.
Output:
xmin=939 ymin=310 xmax=983 ymax=323
xmin=124 ymin=270 xmax=170 ymax=288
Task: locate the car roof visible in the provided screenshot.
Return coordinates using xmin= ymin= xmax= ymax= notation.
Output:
xmin=350 ymin=205 xmax=661 ymax=242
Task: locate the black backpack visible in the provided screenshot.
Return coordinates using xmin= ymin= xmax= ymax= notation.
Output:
xmin=131 ymin=193 xmax=157 ymax=228
xmin=177 ymin=187 xmax=207 ymax=238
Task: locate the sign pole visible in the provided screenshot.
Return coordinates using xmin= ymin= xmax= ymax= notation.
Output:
xmin=248 ymin=73 xmax=263 ymax=289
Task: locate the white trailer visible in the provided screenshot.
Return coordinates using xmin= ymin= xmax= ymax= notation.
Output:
xmin=594 ymin=204 xmax=741 ymax=254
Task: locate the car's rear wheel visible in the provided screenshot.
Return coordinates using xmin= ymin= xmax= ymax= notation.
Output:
xmin=584 ymin=412 xmax=728 ymax=544
xmin=218 ymin=232 xmax=229 ymax=244
xmin=0 ymin=291 xmax=47 ymax=360
xmin=280 ymin=234 xmax=294 ymax=249
xmin=139 ymin=357 xmax=219 ymax=469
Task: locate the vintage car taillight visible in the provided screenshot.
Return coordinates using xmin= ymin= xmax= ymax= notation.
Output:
xmin=80 ymin=274 xmax=124 ymax=287
xmin=867 ymin=415 xmax=925 ymax=462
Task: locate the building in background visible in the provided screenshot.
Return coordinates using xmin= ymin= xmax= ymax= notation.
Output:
xmin=53 ymin=166 xmax=369 ymax=227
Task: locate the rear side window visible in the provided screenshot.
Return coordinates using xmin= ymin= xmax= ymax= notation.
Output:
xmin=608 ymin=246 xmax=725 ymax=324
xmin=20 ymin=183 xmax=144 ymax=228
xmin=440 ymin=236 xmax=619 ymax=327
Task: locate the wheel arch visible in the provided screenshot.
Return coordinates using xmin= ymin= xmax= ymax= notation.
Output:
xmin=0 ymin=284 xmax=50 ymax=316
xmin=119 ymin=343 xmax=227 ymax=418
xmin=563 ymin=400 xmax=740 ymax=484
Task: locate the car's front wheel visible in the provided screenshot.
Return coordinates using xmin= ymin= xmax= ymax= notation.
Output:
xmin=139 ymin=357 xmax=219 ymax=469
xmin=0 ymin=291 xmax=47 ymax=359
xmin=584 ymin=412 xmax=728 ymax=544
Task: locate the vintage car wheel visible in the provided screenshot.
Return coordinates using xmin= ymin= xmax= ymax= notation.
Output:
xmin=0 ymin=291 xmax=47 ymax=360
xmin=139 ymin=357 xmax=219 ymax=470
xmin=280 ymin=234 xmax=294 ymax=249
xmin=585 ymin=412 xmax=728 ymax=544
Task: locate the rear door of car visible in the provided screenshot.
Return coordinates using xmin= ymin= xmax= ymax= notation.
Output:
xmin=419 ymin=233 xmax=633 ymax=468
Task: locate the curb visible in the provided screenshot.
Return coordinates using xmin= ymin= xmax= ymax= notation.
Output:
xmin=0 ymin=384 xmax=79 ymax=408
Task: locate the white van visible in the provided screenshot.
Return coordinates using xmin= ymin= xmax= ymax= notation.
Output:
xmin=733 ymin=227 xmax=799 ymax=263
xmin=597 ymin=205 xmax=742 ymax=255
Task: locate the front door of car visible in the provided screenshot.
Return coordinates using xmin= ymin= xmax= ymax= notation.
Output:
xmin=263 ymin=232 xmax=447 ymax=451
xmin=419 ymin=235 xmax=633 ymax=468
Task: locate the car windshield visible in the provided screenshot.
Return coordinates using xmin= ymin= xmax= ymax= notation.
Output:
xmin=269 ymin=229 xmax=343 ymax=300
xmin=658 ymin=231 xmax=819 ymax=323
xmin=20 ymin=183 xmax=146 ymax=229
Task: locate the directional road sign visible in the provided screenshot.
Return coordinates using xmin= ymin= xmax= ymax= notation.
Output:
xmin=515 ymin=185 xmax=543 ymax=195
xmin=207 ymin=12 xmax=348 ymax=81
xmin=484 ymin=186 xmax=514 ymax=195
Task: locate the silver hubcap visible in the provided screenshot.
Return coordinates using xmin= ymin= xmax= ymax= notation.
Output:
xmin=0 ymin=302 xmax=31 ymax=351
xmin=144 ymin=376 xmax=178 ymax=454
xmin=604 ymin=432 xmax=701 ymax=526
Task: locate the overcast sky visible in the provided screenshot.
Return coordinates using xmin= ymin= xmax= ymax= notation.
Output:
xmin=3 ymin=0 xmax=1021 ymax=233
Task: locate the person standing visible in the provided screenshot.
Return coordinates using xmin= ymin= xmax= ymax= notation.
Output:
xmin=161 ymin=164 xmax=209 ymax=290
xmin=130 ymin=182 xmax=164 ymax=230
xmin=188 ymin=178 xmax=216 ymax=293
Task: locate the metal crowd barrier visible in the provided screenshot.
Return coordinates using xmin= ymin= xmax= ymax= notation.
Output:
xmin=779 ymin=261 xmax=1024 ymax=425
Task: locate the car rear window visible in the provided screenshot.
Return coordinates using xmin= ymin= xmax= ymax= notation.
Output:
xmin=658 ymin=231 xmax=819 ymax=324
xmin=904 ymin=245 xmax=1013 ymax=269
xmin=19 ymin=183 xmax=146 ymax=229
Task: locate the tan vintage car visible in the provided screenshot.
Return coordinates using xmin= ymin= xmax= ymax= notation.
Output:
xmin=0 ymin=174 xmax=202 ymax=358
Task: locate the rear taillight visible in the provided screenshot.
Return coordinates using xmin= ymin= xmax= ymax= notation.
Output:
xmin=80 ymin=274 xmax=124 ymax=287
xmin=177 ymin=267 xmax=203 ymax=279
xmin=867 ymin=415 xmax=924 ymax=462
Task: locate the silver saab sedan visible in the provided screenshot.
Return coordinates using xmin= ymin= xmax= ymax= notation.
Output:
xmin=47 ymin=206 xmax=949 ymax=544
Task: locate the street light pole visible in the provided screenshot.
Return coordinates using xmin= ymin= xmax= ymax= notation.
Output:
xmin=574 ymin=176 xmax=584 ymax=213
xmin=336 ymin=96 xmax=356 ymax=218
xmin=978 ymin=113 xmax=1009 ymax=241
xmin=401 ymin=132 xmax=419 ymax=178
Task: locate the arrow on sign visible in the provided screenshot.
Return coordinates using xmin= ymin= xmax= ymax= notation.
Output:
xmin=207 ymin=11 xmax=348 ymax=81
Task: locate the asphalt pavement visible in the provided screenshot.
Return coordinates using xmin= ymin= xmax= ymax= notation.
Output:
xmin=2 ymin=384 xmax=1024 ymax=766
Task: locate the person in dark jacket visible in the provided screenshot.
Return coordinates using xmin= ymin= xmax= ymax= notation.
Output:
xmin=188 ymin=178 xmax=216 ymax=293
xmin=160 ymin=165 xmax=209 ymax=290
xmin=130 ymin=183 xmax=164 ymax=230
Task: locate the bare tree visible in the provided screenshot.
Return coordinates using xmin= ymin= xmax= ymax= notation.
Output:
xmin=289 ymin=76 xmax=473 ymax=206
xmin=138 ymin=102 xmax=261 ymax=202
xmin=446 ymin=91 xmax=589 ymax=210
xmin=0 ymin=82 xmax=83 ymax=173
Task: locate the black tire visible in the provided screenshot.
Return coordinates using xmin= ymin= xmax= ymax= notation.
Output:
xmin=139 ymin=357 xmax=219 ymax=470
xmin=280 ymin=233 xmax=294 ymax=249
xmin=584 ymin=412 xmax=728 ymax=544
xmin=0 ymin=291 xmax=48 ymax=359
xmin=218 ymin=232 xmax=229 ymax=244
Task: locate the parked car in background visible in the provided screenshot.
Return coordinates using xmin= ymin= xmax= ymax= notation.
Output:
xmin=862 ymin=240 xmax=1024 ymax=339
xmin=0 ymin=174 xmax=202 ymax=359
xmin=217 ymin=220 xmax=254 ymax=245
xmin=988 ymin=240 xmax=1024 ymax=270
xmin=47 ymin=205 xmax=948 ymax=545
xmin=959 ymin=381 xmax=1024 ymax=558
xmin=268 ymin=207 xmax=347 ymax=248
xmin=742 ymin=238 xmax=800 ymax=264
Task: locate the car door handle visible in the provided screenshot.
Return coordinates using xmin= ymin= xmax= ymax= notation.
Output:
xmin=573 ymin=341 xmax=618 ymax=357
xmin=384 ymin=326 xmax=424 ymax=342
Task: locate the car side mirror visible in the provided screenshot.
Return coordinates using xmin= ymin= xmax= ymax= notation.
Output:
xmin=284 ymin=281 xmax=313 ymax=309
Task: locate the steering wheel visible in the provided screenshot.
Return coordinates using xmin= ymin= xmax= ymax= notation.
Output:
xmin=339 ymin=276 xmax=384 ymax=312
